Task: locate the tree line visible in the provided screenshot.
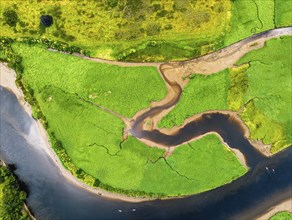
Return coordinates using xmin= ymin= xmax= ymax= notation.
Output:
xmin=0 ymin=165 xmax=30 ymax=220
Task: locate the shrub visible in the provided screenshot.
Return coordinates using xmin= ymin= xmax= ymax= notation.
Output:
xmin=156 ymin=10 xmax=168 ymax=18
xmin=152 ymin=4 xmax=162 ymax=12
xmin=40 ymin=15 xmax=53 ymax=27
xmin=164 ymin=24 xmax=173 ymax=30
xmin=0 ymin=166 xmax=28 ymax=219
xmin=146 ymin=23 xmax=161 ymax=36
xmin=105 ymin=0 xmax=118 ymax=8
xmin=3 ymin=9 xmax=18 ymax=27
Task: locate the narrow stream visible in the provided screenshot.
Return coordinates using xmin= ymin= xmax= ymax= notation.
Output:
xmin=130 ymin=27 xmax=292 ymax=168
xmin=1 ymin=86 xmax=291 ymax=220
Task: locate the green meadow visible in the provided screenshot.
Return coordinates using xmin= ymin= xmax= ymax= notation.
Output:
xmin=270 ymin=212 xmax=292 ymax=220
xmin=139 ymin=134 xmax=246 ymax=195
xmin=224 ymin=0 xmax=275 ymax=46
xmin=236 ymin=36 xmax=292 ymax=153
xmin=224 ymin=0 xmax=291 ymax=47
xmin=10 ymin=43 xmax=246 ymax=197
xmin=13 ymin=43 xmax=166 ymax=118
xmin=159 ymin=69 xmax=231 ymax=128
xmin=224 ymin=0 xmax=291 ymax=46
xmin=159 ymin=36 xmax=292 ymax=153
xmin=275 ymin=0 xmax=292 ymax=27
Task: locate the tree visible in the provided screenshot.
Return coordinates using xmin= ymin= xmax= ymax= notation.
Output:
xmin=40 ymin=15 xmax=53 ymax=27
xmin=105 ymin=0 xmax=118 ymax=8
xmin=3 ymin=9 xmax=18 ymax=27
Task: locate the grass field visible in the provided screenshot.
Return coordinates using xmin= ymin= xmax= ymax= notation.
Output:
xmin=224 ymin=0 xmax=275 ymax=46
xmin=159 ymin=69 xmax=231 ymax=128
xmin=140 ymin=134 xmax=246 ymax=195
xmin=10 ymin=43 xmax=246 ymax=196
xmin=236 ymin=36 xmax=292 ymax=153
xmin=224 ymin=0 xmax=292 ymax=46
xmin=275 ymin=0 xmax=292 ymax=27
xmin=269 ymin=212 xmax=292 ymax=220
xmin=159 ymin=36 xmax=292 ymax=153
xmin=0 ymin=0 xmax=231 ymax=61
xmin=12 ymin=43 xmax=166 ymax=118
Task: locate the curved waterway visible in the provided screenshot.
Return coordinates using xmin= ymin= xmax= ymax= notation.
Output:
xmin=130 ymin=27 xmax=292 ymax=168
xmin=0 ymin=27 xmax=292 ymax=219
xmin=1 ymin=85 xmax=292 ymax=220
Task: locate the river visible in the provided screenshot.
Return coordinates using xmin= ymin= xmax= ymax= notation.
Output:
xmin=1 ymin=86 xmax=291 ymax=220
xmin=1 ymin=27 xmax=292 ymax=220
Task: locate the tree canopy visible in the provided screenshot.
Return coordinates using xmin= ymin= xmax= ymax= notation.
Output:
xmin=40 ymin=15 xmax=53 ymax=27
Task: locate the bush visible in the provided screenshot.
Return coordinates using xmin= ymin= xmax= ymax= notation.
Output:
xmin=146 ymin=23 xmax=161 ymax=36
xmin=105 ymin=0 xmax=118 ymax=8
xmin=164 ymin=24 xmax=173 ymax=30
xmin=40 ymin=15 xmax=53 ymax=27
xmin=0 ymin=166 xmax=28 ymax=219
xmin=3 ymin=9 xmax=18 ymax=27
xmin=156 ymin=10 xmax=168 ymax=18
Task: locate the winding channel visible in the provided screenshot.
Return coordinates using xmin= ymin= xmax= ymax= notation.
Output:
xmin=0 ymin=27 xmax=291 ymax=219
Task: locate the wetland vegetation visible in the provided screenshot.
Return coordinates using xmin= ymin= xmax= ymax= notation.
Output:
xmin=0 ymin=0 xmax=291 ymax=62
xmin=0 ymin=0 xmax=231 ymax=61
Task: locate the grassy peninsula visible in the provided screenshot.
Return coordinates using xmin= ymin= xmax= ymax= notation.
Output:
xmin=5 ymin=43 xmax=247 ymax=197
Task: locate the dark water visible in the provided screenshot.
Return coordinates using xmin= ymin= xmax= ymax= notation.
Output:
xmin=133 ymin=113 xmax=265 ymax=168
xmin=1 ymin=86 xmax=291 ymax=220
